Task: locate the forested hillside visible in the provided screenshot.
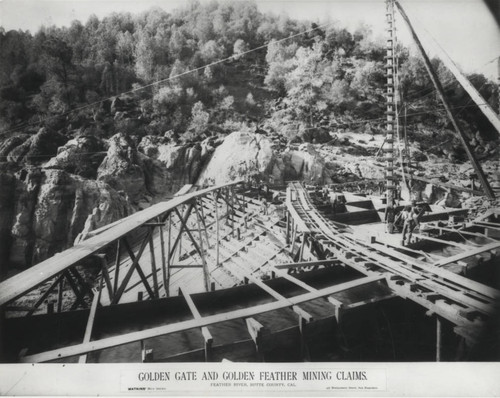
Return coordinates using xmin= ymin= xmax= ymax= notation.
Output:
xmin=1 ymin=0 xmax=497 ymax=148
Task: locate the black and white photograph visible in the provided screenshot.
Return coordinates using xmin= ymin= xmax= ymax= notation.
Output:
xmin=0 ymin=0 xmax=499 ymax=396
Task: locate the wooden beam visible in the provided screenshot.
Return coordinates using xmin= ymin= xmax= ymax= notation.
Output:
xmin=395 ymin=172 xmax=483 ymax=196
xmin=95 ymin=254 xmax=113 ymax=303
xmin=64 ymin=271 xmax=87 ymax=311
xmin=412 ymin=233 xmax=473 ymax=249
xmin=113 ymin=240 xmax=121 ymax=294
xmin=436 ymin=316 xmax=442 ymax=362
xmin=228 ymin=267 xmax=284 ymax=301
xmin=245 ymin=318 xmax=266 ymax=361
xmin=395 ymin=0 xmax=494 ymax=199
xmin=159 ymin=221 xmax=168 ymax=298
xmin=180 ymin=288 xmax=213 ymax=362
xmin=20 ymin=275 xmax=384 ymax=363
xmin=168 ymin=204 xmax=194 ymax=261
xmin=274 ymin=258 xmax=338 ymax=270
xmin=432 ymin=241 xmax=500 ymax=269
xmin=213 ymin=192 xmax=220 ymax=267
xmin=293 ymin=305 xmax=313 ymax=361
xmin=424 ymin=224 xmax=494 ymax=240
xmin=148 ymin=233 xmax=159 ymax=299
xmin=194 ymin=205 xmax=210 ymax=292
xmin=25 ymin=274 xmax=64 ymax=316
xmin=269 ymin=266 xmax=316 ymax=293
xmin=113 ymin=235 xmax=155 ymax=304
xmin=79 ymin=282 xmax=102 ymax=363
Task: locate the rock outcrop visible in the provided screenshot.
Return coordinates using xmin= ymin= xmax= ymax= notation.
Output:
xmin=44 ymin=135 xmax=107 ymax=178
xmin=5 ymin=127 xmax=68 ymax=164
xmin=197 ymin=131 xmax=335 ymax=185
xmin=1 ymin=168 xmax=130 ymax=269
xmin=97 ymin=133 xmax=146 ymax=203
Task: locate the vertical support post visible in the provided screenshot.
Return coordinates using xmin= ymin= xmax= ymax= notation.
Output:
xmin=195 ymin=202 xmax=210 ymax=292
xmin=290 ymin=224 xmax=297 ymax=257
xmin=285 ymin=211 xmax=290 ymax=244
xmin=113 ymin=240 xmax=121 ymax=294
xmin=79 ymin=282 xmax=102 ymax=364
xmin=141 ymin=341 xmax=154 ymax=363
xmin=149 ymin=232 xmax=159 ymax=299
xmin=213 ymin=191 xmax=220 ymax=267
xmin=299 ymin=233 xmax=307 ymax=262
xmin=293 ymin=306 xmax=312 ymax=361
xmin=328 ymin=296 xmax=343 ymax=323
xmin=178 ymin=207 xmax=183 ymax=262
xmin=436 ymin=316 xmax=442 ymax=362
xmin=230 ymin=187 xmax=235 ymax=237
xmin=159 ymin=218 xmax=168 ymax=298
xmin=57 ymin=278 xmax=64 ymax=313
xmin=246 ymin=318 xmax=266 ymax=362
xmin=166 ymin=213 xmax=171 ymax=297
xmin=202 ymin=328 xmax=213 ymax=362
xmin=498 ymin=57 xmax=500 ymax=115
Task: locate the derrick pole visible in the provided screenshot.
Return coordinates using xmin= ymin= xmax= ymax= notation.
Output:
xmin=498 ymin=57 xmax=500 ymax=115
xmin=395 ymin=0 xmax=495 ymax=199
xmin=384 ymin=0 xmax=398 ymax=229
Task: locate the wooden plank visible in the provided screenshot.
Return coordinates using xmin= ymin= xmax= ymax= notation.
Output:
xmin=474 ymin=221 xmax=500 ymax=232
xmin=424 ymin=224 xmax=494 ymax=240
xmin=395 ymin=172 xmax=483 ymax=196
xmin=78 ymin=282 xmax=102 ymax=363
xmin=20 ymin=275 xmax=384 ymax=363
xmin=229 ymin=267 xmax=285 ymax=301
xmin=274 ymin=259 xmax=338 ymax=270
xmin=285 ymin=188 xmax=310 ymax=233
xmin=180 ymin=287 xmax=212 ymax=361
xmin=174 ymin=184 xmax=194 ymax=197
xmin=269 ymin=266 xmax=316 ymax=293
xmin=432 ymin=241 xmax=500 ymax=269
xmin=412 ymin=234 xmax=472 ymax=249
xmin=0 ymin=180 xmax=244 ymax=306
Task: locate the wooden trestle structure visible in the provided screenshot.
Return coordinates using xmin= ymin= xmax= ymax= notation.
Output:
xmin=1 ymin=0 xmax=500 ymax=365
xmin=1 ymin=180 xmax=499 ymax=363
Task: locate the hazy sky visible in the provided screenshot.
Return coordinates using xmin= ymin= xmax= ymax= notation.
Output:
xmin=1 ymin=0 xmax=499 ymax=78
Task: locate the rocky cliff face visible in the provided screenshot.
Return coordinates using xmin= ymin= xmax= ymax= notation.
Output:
xmin=0 ymin=167 xmax=130 ymax=270
xmin=0 ymin=130 xmax=217 ymax=271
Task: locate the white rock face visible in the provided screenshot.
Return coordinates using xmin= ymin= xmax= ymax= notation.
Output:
xmin=197 ymin=132 xmax=337 ymax=185
xmin=197 ymin=131 xmax=276 ymax=185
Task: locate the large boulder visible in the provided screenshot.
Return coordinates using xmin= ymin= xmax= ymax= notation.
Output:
xmin=282 ymin=143 xmax=327 ymax=183
xmin=197 ymin=131 xmax=278 ymax=185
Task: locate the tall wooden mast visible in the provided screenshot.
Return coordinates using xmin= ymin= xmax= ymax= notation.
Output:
xmin=384 ymin=0 xmax=398 ymax=228
xmin=395 ymin=0 xmax=495 ymax=199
